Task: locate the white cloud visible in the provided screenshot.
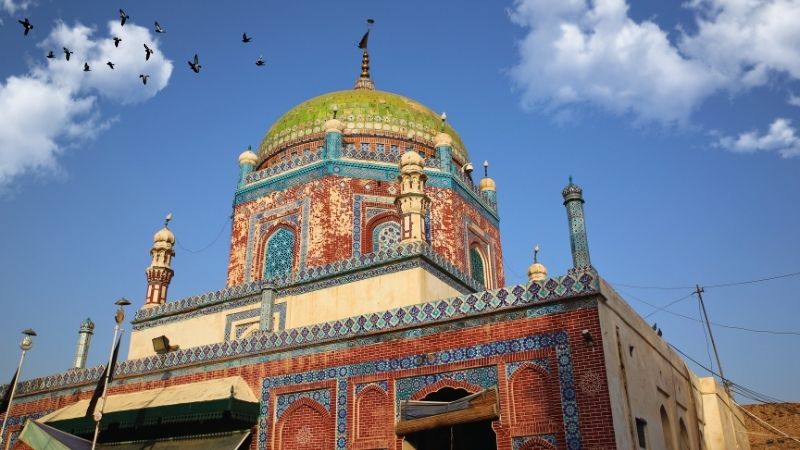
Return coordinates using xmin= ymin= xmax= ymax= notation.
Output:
xmin=717 ymin=118 xmax=800 ymax=158
xmin=1 ymin=0 xmax=32 ymax=15
xmin=0 ymin=21 xmax=172 ymax=188
xmin=789 ymin=93 xmax=800 ymax=107
xmin=509 ymin=0 xmax=800 ymax=125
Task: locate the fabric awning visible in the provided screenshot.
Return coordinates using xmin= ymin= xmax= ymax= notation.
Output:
xmin=396 ymin=387 xmax=499 ymax=435
xmin=19 ymin=420 xmax=251 ymax=450
xmin=41 ymin=376 xmax=259 ymax=441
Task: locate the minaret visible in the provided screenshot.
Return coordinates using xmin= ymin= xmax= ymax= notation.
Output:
xmin=396 ymin=150 xmax=430 ymax=242
xmin=527 ymin=245 xmax=548 ymax=282
xmin=434 ymin=113 xmax=454 ymax=174
xmin=72 ymin=318 xmax=94 ymax=369
xmin=562 ymin=177 xmax=591 ymax=268
xmin=323 ymin=105 xmax=345 ymax=159
xmin=479 ymin=160 xmax=497 ymax=203
xmin=237 ymin=147 xmax=258 ymax=188
xmin=354 ymin=19 xmax=375 ymax=90
xmin=144 ymin=214 xmax=176 ymax=307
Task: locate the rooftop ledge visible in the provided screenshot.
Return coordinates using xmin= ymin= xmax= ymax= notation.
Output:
xmin=9 ymin=263 xmax=599 ymax=398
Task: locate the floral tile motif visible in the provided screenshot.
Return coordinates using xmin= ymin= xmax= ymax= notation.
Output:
xmin=12 ymin=268 xmax=598 ymax=402
xmin=258 ymin=330 xmax=580 ymax=450
xmin=275 ymin=388 xmax=331 ymax=419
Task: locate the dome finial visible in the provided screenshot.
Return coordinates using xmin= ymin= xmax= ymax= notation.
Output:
xmin=534 ymin=244 xmax=540 ymax=263
xmin=440 ymin=112 xmax=447 ymax=131
xmin=483 ymin=160 xmax=489 ymax=177
xmin=165 ymin=212 xmax=173 ymax=229
xmin=354 ymin=19 xmax=376 ymax=90
xmin=528 ymin=244 xmax=548 ymax=282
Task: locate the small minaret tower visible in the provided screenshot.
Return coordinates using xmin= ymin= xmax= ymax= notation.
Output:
xmin=144 ymin=213 xmax=176 ymax=307
xmin=479 ymin=160 xmax=497 ymax=203
xmin=396 ymin=150 xmax=430 ymax=242
xmin=527 ymin=245 xmax=548 ymax=282
xmin=72 ymin=317 xmax=94 ymax=369
xmin=562 ymin=177 xmax=592 ymax=268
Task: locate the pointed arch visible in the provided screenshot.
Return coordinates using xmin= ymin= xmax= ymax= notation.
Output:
xmin=363 ymin=211 xmax=401 ymax=254
xmin=263 ymin=226 xmax=296 ymax=281
xmin=661 ymin=405 xmax=677 ymax=450
xmin=276 ymin=397 xmax=333 ymax=450
xmin=469 ymin=244 xmax=487 ymax=286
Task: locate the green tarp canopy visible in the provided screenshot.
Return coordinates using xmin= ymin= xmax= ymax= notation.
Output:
xmin=19 ymin=420 xmax=251 ymax=450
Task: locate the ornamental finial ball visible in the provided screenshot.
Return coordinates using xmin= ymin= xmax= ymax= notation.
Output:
xmin=528 ymin=245 xmax=548 ymax=282
xmin=238 ymin=149 xmax=258 ymax=166
xmin=562 ymin=176 xmax=583 ymax=202
xmin=324 ymin=118 xmax=345 ymax=133
xmin=400 ymin=149 xmax=424 ymax=168
xmin=434 ymin=132 xmax=453 ymax=148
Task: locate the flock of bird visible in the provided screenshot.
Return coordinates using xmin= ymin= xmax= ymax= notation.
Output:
xmin=17 ymin=9 xmax=267 ymax=85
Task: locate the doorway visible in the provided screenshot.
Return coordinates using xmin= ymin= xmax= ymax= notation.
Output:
xmin=403 ymin=388 xmax=497 ymax=450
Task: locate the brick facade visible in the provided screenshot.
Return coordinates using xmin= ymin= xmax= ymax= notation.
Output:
xmin=5 ymin=300 xmax=616 ymax=450
xmin=227 ymin=175 xmax=503 ymax=290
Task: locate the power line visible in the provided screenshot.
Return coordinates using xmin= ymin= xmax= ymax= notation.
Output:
xmin=611 ymin=269 xmax=800 ymax=291
xmin=618 ymin=287 xmax=800 ymax=336
xmin=175 ymin=217 xmax=231 ymax=254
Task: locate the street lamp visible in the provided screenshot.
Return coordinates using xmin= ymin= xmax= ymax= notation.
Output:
xmin=91 ymin=298 xmax=129 ymax=450
xmin=0 ymin=329 xmax=36 ymax=448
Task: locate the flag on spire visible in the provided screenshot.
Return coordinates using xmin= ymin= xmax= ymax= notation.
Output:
xmin=0 ymin=369 xmax=19 ymax=414
xmin=358 ymin=30 xmax=369 ymax=49
xmin=85 ymin=336 xmax=121 ymax=418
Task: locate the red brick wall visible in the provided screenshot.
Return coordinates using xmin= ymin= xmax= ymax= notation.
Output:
xmin=227 ymin=175 xmax=503 ymax=288
xmin=276 ymin=397 xmax=333 ymax=450
xmin=4 ymin=304 xmax=615 ymax=450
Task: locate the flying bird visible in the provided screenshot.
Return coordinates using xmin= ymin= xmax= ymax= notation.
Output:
xmin=46 ymin=50 xmax=55 ymax=59
xmin=242 ymin=33 xmax=252 ymax=43
xmin=18 ymin=18 xmax=33 ymax=35
xmin=154 ymin=21 xmax=165 ymax=33
xmin=113 ymin=36 xmax=122 ymax=47
xmin=144 ymin=44 xmax=154 ymax=61
xmin=188 ymin=54 xmax=201 ymax=73
xmin=107 ymin=61 xmax=115 ymax=69
xmin=255 ymin=55 xmax=265 ymax=66
xmin=139 ymin=74 xmax=149 ymax=85
xmin=119 ymin=9 xmax=129 ymax=26
xmin=63 ymin=47 xmax=73 ymax=61
xmin=83 ymin=62 xmax=91 ymax=72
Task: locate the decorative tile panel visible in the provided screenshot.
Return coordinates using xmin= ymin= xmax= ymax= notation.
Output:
xmin=275 ymin=388 xmax=331 ymax=419
xmin=258 ymin=330 xmax=581 ymax=450
xmin=16 ymin=268 xmax=598 ymax=399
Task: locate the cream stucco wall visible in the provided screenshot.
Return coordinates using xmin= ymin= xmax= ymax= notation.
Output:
xmin=129 ymin=267 xmax=463 ymax=360
xmin=282 ymin=267 xmax=461 ymax=329
xmin=699 ymin=377 xmax=751 ymax=450
xmin=128 ymin=302 xmax=259 ymax=359
xmin=597 ymin=279 xmax=749 ymax=450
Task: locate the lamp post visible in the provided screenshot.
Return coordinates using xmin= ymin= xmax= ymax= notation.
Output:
xmin=0 ymin=329 xmax=36 ymax=450
xmin=91 ymin=298 xmax=130 ymax=450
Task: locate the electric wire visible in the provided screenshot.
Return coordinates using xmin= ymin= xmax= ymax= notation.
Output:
xmin=618 ymin=287 xmax=800 ymax=336
xmin=611 ymin=269 xmax=800 ymax=291
xmin=175 ymin=217 xmax=231 ymax=254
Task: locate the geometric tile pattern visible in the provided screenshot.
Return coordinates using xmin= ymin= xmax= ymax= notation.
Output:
xmin=506 ymin=359 xmax=550 ymax=378
xmin=470 ymin=247 xmax=486 ymax=286
xmin=275 ymin=388 xmax=331 ymax=419
xmin=224 ymin=303 xmax=288 ymax=341
xmin=13 ymin=268 xmax=598 ymax=400
xmin=258 ymin=330 xmax=581 ymax=450
xmin=243 ymin=148 xmax=324 ymax=184
xmin=372 ymin=221 xmax=401 ymax=253
xmin=134 ymin=247 xmax=480 ymax=331
xmin=354 ymin=380 xmax=388 ymax=395
xmin=396 ymin=365 xmax=498 ymax=411
xmin=512 ymin=434 xmax=558 ymax=450
xmin=352 ymin=194 xmax=396 ymax=257
xmin=263 ymin=228 xmax=295 ymax=280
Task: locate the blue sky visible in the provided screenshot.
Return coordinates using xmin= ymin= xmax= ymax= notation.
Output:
xmin=0 ymin=0 xmax=798 ymax=404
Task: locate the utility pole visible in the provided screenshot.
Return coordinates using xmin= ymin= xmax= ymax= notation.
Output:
xmin=694 ymin=285 xmax=731 ymax=396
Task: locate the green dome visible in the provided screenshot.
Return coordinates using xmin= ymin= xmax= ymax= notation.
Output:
xmin=258 ymin=89 xmax=468 ymax=164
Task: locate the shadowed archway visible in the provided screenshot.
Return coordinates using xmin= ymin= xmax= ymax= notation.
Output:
xmin=403 ymin=387 xmax=497 ymax=450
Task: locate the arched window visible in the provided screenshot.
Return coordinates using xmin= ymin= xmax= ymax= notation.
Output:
xmin=264 ymin=228 xmax=295 ymax=280
xmin=679 ymin=418 xmax=691 ymax=450
xmin=371 ymin=221 xmax=401 ymax=253
xmin=661 ymin=406 xmax=677 ymax=450
xmin=469 ymin=246 xmax=486 ymax=286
